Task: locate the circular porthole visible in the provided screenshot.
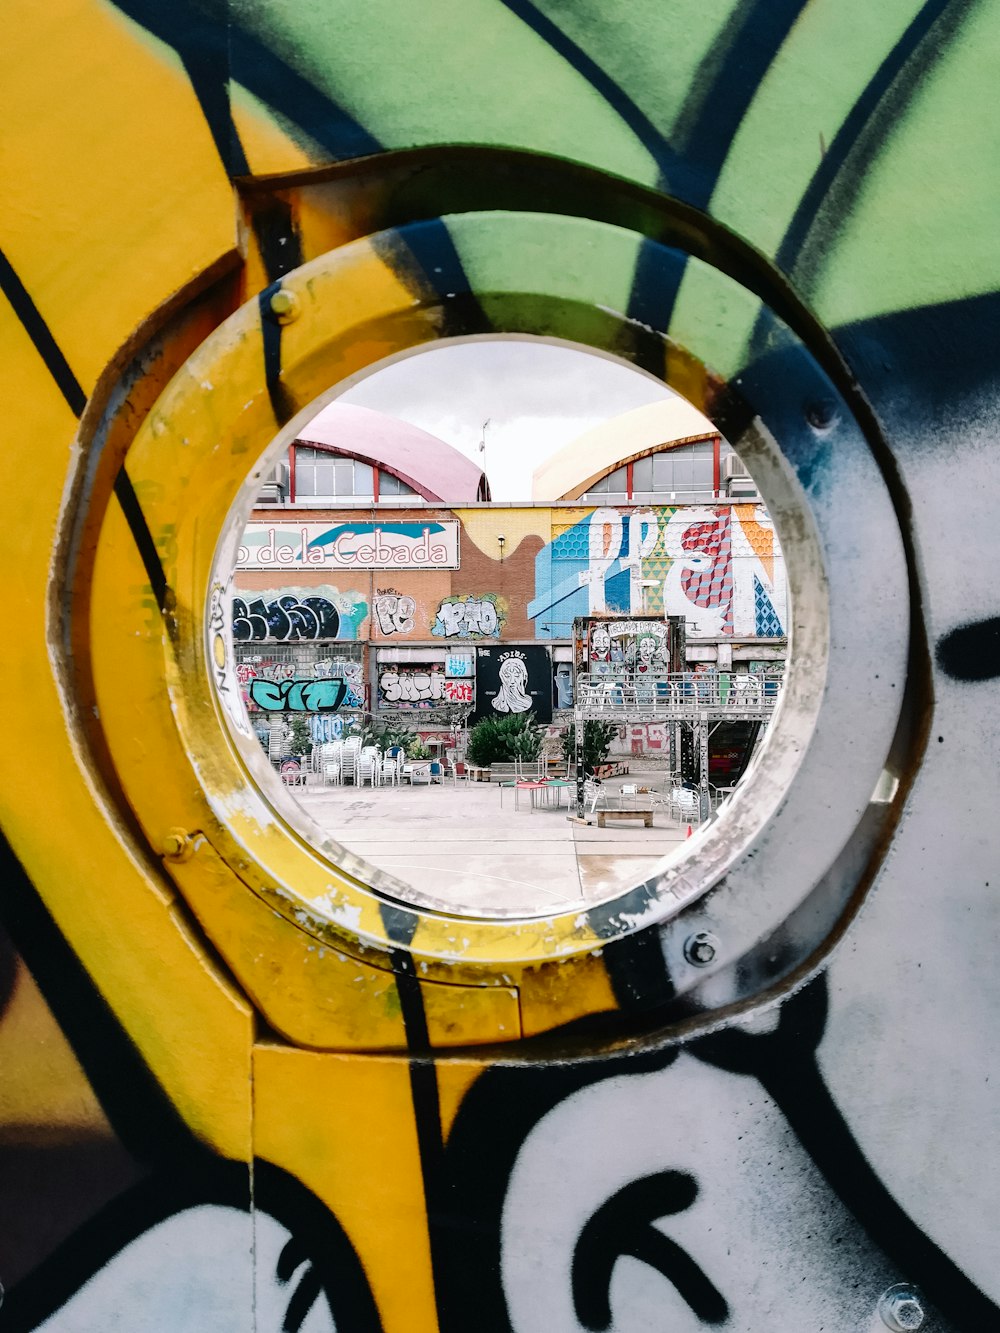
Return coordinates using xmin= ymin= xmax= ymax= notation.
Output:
xmin=209 ymin=338 xmax=796 ymax=921
xmin=80 ymin=210 xmax=911 ymax=1041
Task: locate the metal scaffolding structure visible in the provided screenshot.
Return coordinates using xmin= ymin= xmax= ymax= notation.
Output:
xmin=571 ymin=672 xmax=782 ymax=818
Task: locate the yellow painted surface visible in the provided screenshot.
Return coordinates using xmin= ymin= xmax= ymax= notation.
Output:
xmin=89 ymin=493 xmax=212 ymax=841
xmin=436 ymin=1061 xmax=488 ymax=1142
xmin=254 ymin=1045 xmax=440 ymax=1333
xmin=1 ymin=0 xmax=236 ymax=392
xmin=170 ymin=839 xmax=523 ymax=1049
xmin=453 ymin=507 xmax=550 ymax=556
xmin=422 ymin=980 xmax=521 ymax=1046
xmin=275 ymin=240 xmax=445 ymax=406
xmin=0 ymin=308 xmax=254 ymax=1158
xmin=231 ymin=85 xmax=321 ymax=180
xmin=519 ymin=954 xmax=619 ymax=1037
xmin=169 ymin=840 xmax=410 ymax=1049
xmin=0 ymin=960 xmax=110 ymax=1137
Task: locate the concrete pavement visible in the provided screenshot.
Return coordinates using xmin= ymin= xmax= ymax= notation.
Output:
xmin=294 ymin=771 xmax=692 ymax=917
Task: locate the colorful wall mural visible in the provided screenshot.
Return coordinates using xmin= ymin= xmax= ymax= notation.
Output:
xmin=236 ymin=503 xmax=786 ymax=651
xmin=237 ymin=652 xmax=367 ymax=713
xmin=232 ymin=587 xmax=369 ymax=642
xmin=376 ymin=663 xmax=471 ymax=709
xmin=473 ymin=646 xmax=553 ymax=724
xmin=3 ymin=2 xmax=998 ymax=1331
xmin=529 ymin=504 xmax=786 ymax=639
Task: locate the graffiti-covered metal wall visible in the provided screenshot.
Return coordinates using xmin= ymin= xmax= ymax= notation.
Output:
xmin=1 ymin=3 xmax=997 ymax=1330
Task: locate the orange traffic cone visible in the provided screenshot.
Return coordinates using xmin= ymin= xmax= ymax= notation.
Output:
xmin=686 ymin=824 xmax=693 ymax=838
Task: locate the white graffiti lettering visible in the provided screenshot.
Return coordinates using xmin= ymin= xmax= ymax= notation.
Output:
xmin=432 ymin=596 xmax=504 ymax=639
xmin=374 ymin=592 xmax=416 ymax=636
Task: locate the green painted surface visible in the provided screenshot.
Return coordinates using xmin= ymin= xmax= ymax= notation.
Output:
xmin=439 ymin=210 xmax=767 ymax=383
xmin=808 ymin=0 xmax=1000 ymax=324
xmin=705 ymin=0 xmax=924 ymax=259
xmin=670 ymin=0 xmax=925 ymax=348
xmin=224 ymin=0 xmax=1000 ymax=329
xmin=521 ymin=0 xmax=747 ymax=157
xmin=231 ymin=0 xmax=659 ymax=185
xmin=440 ymin=211 xmax=640 ymax=303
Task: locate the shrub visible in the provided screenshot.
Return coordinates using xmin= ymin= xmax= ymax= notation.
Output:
xmin=357 ymin=719 xmax=416 ymax=752
xmin=465 ymin=713 xmax=543 ymax=767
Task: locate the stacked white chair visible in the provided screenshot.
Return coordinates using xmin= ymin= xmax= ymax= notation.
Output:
xmin=358 ymin=746 xmax=382 ymax=787
xmin=340 ymin=737 xmax=362 ymax=784
xmin=319 ymin=740 xmax=343 ymax=785
xmin=267 ymin=725 xmax=288 ymax=766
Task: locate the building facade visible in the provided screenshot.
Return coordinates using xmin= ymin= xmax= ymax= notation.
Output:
xmin=233 ymin=497 xmax=788 ymax=736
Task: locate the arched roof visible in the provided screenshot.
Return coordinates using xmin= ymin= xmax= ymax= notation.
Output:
xmin=531 ymin=398 xmax=716 ymax=500
xmin=296 ymin=403 xmax=489 ymax=501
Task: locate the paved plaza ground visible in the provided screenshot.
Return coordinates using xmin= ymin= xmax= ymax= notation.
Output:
xmin=293 ymin=768 xmax=694 ymax=917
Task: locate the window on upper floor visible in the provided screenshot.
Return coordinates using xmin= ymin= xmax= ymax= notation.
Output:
xmin=378 ymin=470 xmax=417 ymax=496
xmin=580 ymin=438 xmax=741 ymax=502
xmin=293 ymin=447 xmax=416 ymax=499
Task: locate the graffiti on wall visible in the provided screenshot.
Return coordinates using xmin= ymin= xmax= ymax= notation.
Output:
xmin=529 ymin=505 xmax=786 ymax=639
xmin=474 ymin=645 xmax=553 ymax=723
xmin=588 ymin=619 xmax=672 ymax=674
xmin=373 ymin=591 xmax=416 ymax=636
xmin=378 ymin=665 xmax=445 ymax=708
xmin=5 ymin=0 xmax=1000 ymax=1327
xmin=238 ymin=657 xmax=366 ymax=710
xmin=232 ymin=588 xmax=368 ymax=641
xmin=248 ymin=678 xmax=350 ymax=711
xmin=431 ymin=594 xmax=506 ymax=639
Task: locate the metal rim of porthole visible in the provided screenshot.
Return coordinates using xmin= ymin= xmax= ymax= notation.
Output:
xmin=81 ymin=208 xmax=911 ymax=1025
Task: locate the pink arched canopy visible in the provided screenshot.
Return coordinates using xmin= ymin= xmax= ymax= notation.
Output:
xmin=295 ymin=403 xmax=490 ymax=502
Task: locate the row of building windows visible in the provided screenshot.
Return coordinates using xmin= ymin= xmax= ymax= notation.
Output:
xmin=293 ymin=448 xmax=417 ymax=500
xmin=261 ymin=439 xmax=753 ymax=504
xmin=581 ymin=440 xmax=738 ymax=501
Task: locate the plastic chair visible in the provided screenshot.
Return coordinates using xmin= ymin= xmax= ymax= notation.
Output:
xmin=357 ymin=748 xmax=381 ymax=787
xmin=583 ymin=779 xmax=608 ymax=814
xmin=671 ymin=787 xmax=701 ymax=824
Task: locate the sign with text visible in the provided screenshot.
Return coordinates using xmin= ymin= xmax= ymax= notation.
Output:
xmin=238 ymin=522 xmax=460 ymax=571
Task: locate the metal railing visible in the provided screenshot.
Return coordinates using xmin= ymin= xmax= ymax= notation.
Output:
xmin=574 ymin=671 xmax=782 ymax=718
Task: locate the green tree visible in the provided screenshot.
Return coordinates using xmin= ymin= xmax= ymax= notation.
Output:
xmin=561 ymin=720 xmax=618 ymax=774
xmin=287 ymin=715 xmax=313 ymax=758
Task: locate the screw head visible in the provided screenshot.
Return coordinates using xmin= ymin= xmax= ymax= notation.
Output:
xmin=879 ymin=1284 xmax=925 ymax=1330
xmin=162 ymin=829 xmax=192 ymax=860
xmin=804 ymin=396 xmax=839 ymax=432
xmin=683 ymin=931 xmax=718 ymax=967
xmin=268 ymin=288 xmax=300 ymax=324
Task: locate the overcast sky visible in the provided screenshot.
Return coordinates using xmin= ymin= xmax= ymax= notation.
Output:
xmin=335 ymin=339 xmax=678 ymax=500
